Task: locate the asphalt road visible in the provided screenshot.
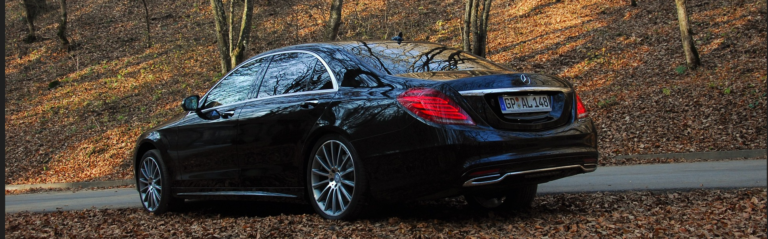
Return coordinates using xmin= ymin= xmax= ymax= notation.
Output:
xmin=6 ymin=160 xmax=766 ymax=213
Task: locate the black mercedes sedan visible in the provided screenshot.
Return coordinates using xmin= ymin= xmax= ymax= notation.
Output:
xmin=133 ymin=40 xmax=598 ymax=220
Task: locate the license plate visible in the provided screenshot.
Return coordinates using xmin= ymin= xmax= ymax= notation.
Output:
xmin=498 ymin=94 xmax=551 ymax=114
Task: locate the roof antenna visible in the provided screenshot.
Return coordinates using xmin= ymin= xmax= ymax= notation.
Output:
xmin=391 ymin=32 xmax=403 ymax=44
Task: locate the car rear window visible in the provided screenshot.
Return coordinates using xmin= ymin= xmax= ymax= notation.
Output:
xmin=339 ymin=41 xmax=506 ymax=75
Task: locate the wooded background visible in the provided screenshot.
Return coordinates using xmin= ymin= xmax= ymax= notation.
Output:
xmin=4 ymin=0 xmax=766 ymax=185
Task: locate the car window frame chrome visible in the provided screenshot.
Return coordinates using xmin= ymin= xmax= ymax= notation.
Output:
xmin=192 ymin=50 xmax=340 ymax=115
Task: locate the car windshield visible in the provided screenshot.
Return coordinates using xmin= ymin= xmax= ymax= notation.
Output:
xmin=338 ymin=41 xmax=507 ymax=75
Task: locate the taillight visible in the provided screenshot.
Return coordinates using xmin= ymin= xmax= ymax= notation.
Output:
xmin=575 ymin=92 xmax=588 ymax=119
xmin=468 ymin=169 xmax=500 ymax=177
xmin=397 ymin=88 xmax=475 ymax=125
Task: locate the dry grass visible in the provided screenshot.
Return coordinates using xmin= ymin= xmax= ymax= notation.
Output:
xmin=4 ymin=0 xmax=766 ymax=185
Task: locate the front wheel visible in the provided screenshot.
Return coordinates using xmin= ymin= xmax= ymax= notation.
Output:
xmin=306 ymin=135 xmax=368 ymax=220
xmin=137 ymin=149 xmax=181 ymax=214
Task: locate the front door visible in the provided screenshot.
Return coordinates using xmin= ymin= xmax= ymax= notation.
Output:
xmin=174 ymin=57 xmax=267 ymax=188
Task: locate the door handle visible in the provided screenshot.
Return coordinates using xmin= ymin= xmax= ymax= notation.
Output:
xmin=221 ymin=110 xmax=236 ymax=118
xmin=300 ymin=100 xmax=319 ymax=108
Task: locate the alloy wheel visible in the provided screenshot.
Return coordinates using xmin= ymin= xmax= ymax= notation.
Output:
xmin=138 ymin=156 xmax=163 ymax=212
xmin=310 ymin=140 xmax=356 ymax=217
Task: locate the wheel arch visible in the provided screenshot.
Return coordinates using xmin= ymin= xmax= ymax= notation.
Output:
xmin=133 ymin=141 xmax=177 ymax=186
xmin=299 ymin=126 xmax=352 ymax=196
xmin=133 ymin=142 xmax=157 ymax=184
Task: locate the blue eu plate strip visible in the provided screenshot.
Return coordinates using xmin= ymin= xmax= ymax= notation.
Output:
xmin=498 ymin=96 xmax=507 ymax=111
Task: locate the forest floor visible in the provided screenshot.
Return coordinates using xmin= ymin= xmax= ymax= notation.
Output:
xmin=4 ymin=0 xmax=766 ymax=186
xmin=5 ymin=188 xmax=766 ymax=238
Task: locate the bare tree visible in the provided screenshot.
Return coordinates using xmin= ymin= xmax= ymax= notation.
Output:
xmin=325 ymin=0 xmax=344 ymax=41
xmin=211 ymin=0 xmax=254 ymax=74
xmin=139 ymin=0 xmax=151 ymax=47
xmin=674 ymin=0 xmax=701 ymax=69
xmin=56 ymin=0 xmax=69 ymax=50
xmin=20 ymin=0 xmax=47 ymax=43
xmin=462 ymin=0 xmax=472 ymax=52
xmin=470 ymin=0 xmax=480 ymax=54
xmin=477 ymin=0 xmax=492 ymax=57
xmin=463 ymin=0 xmax=493 ymax=57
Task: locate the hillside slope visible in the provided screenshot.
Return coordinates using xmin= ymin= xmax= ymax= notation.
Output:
xmin=4 ymin=0 xmax=766 ymax=185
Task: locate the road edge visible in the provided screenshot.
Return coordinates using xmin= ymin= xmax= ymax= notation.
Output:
xmin=5 ymin=179 xmax=134 ymax=191
xmin=6 ymin=149 xmax=766 ymax=191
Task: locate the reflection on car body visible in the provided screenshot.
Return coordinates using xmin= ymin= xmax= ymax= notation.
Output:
xmin=132 ymin=40 xmax=598 ymax=220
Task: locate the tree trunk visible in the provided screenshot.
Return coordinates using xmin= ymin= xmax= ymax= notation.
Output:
xmin=140 ymin=0 xmax=150 ymax=47
xmin=384 ymin=0 xmax=389 ymax=38
xmin=630 ymin=0 xmax=637 ymax=6
xmin=56 ymin=0 xmax=69 ymax=49
xmin=211 ymin=0 xmax=232 ymax=74
xmin=230 ymin=0 xmax=253 ymax=67
xmin=326 ymin=0 xmax=344 ymax=41
xmin=478 ymin=0 xmax=492 ymax=57
xmin=470 ymin=0 xmax=481 ymax=55
xmin=21 ymin=0 xmax=38 ymax=43
xmin=463 ymin=0 xmax=473 ymax=52
xmin=674 ymin=0 xmax=701 ymax=69
xmin=228 ymin=0 xmax=235 ymax=55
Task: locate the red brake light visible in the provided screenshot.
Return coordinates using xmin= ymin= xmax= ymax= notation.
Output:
xmin=468 ymin=169 xmax=500 ymax=177
xmin=397 ymin=88 xmax=475 ymax=125
xmin=575 ymin=93 xmax=588 ymax=119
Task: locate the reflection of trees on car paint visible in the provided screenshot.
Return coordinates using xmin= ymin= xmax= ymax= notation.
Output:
xmin=204 ymin=58 xmax=265 ymax=108
xmin=341 ymin=42 xmax=506 ymax=75
xmin=257 ymin=52 xmax=333 ymax=98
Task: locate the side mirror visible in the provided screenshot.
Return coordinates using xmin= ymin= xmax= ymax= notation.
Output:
xmin=181 ymin=95 xmax=200 ymax=111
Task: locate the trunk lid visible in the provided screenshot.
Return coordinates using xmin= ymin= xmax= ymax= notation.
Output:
xmin=401 ymin=71 xmax=575 ymax=131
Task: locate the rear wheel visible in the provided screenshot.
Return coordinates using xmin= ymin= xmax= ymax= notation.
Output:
xmin=465 ymin=184 xmax=537 ymax=210
xmin=306 ymin=135 xmax=367 ymax=220
xmin=137 ymin=149 xmax=181 ymax=214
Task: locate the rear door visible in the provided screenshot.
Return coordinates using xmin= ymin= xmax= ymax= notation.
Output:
xmin=237 ymin=51 xmax=337 ymax=188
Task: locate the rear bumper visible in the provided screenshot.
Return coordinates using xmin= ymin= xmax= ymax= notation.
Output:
xmin=353 ymin=118 xmax=599 ymax=203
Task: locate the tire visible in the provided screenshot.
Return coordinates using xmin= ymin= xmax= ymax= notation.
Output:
xmin=465 ymin=184 xmax=537 ymax=210
xmin=306 ymin=135 xmax=368 ymax=220
xmin=137 ymin=149 xmax=181 ymax=214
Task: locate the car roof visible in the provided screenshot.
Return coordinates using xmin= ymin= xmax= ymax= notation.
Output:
xmin=255 ymin=40 xmax=451 ymax=56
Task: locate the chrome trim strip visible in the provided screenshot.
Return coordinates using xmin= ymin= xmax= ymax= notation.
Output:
xmin=177 ymin=191 xmax=298 ymax=198
xmin=583 ymin=163 xmax=597 ymax=172
xmin=463 ymin=164 xmax=595 ymax=187
xmin=256 ymin=50 xmax=339 ymax=90
xmin=191 ymin=89 xmax=338 ymax=116
xmin=458 ymin=87 xmax=572 ymax=96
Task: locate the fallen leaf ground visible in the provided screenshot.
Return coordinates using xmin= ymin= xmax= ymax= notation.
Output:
xmin=4 ymin=0 xmax=766 ymax=186
xmin=5 ymin=188 xmax=766 ymax=238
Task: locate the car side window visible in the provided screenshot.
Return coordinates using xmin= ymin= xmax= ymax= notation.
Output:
xmin=307 ymin=60 xmax=334 ymax=91
xmin=257 ymin=52 xmax=319 ymax=97
xmin=204 ymin=58 xmax=265 ymax=108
